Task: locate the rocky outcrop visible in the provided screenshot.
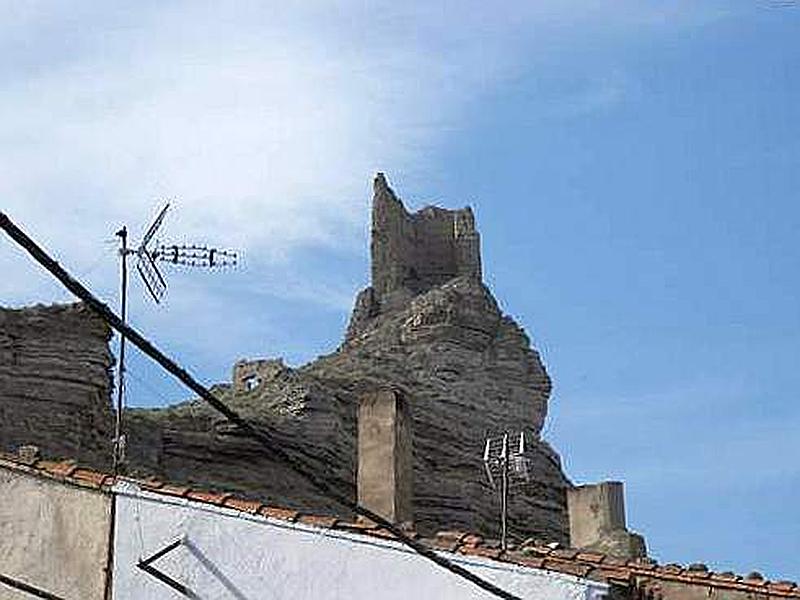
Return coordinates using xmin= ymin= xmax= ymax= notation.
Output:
xmin=124 ymin=174 xmax=570 ymax=543
xmin=0 ymin=303 xmax=113 ymax=468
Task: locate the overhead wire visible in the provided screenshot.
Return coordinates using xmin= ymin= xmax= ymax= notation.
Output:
xmin=0 ymin=573 xmax=66 ymax=600
xmin=0 ymin=211 xmax=525 ymax=600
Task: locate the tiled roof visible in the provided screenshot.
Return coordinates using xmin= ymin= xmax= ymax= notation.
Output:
xmin=1 ymin=452 xmax=798 ymax=598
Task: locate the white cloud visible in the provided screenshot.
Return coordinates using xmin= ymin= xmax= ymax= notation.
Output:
xmin=0 ymin=1 xmax=733 ymax=309
xmin=0 ymin=3 xmax=477 ymax=303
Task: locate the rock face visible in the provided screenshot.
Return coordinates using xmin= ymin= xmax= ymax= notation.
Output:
xmin=0 ymin=303 xmax=113 ymax=468
xmin=125 ymin=174 xmax=570 ymax=543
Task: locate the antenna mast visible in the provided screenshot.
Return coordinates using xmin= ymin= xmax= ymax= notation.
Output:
xmin=483 ymin=430 xmax=533 ymax=550
xmin=111 ymin=203 xmax=238 ymax=469
xmin=112 ymin=226 xmax=128 ymax=473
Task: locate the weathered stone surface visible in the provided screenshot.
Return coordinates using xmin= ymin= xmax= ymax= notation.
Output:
xmin=0 ymin=303 xmax=113 ymax=468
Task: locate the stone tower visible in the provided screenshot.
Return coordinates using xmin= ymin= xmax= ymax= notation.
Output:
xmin=371 ymin=172 xmax=481 ymax=300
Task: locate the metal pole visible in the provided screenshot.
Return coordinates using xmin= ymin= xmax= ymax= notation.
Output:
xmin=501 ymin=431 xmax=509 ymax=551
xmin=113 ymin=226 xmax=128 ymax=473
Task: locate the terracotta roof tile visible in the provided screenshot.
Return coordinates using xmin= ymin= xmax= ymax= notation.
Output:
xmin=655 ymin=564 xmax=684 ymax=576
xmin=334 ymin=519 xmax=379 ymax=533
xmin=543 ymin=559 xmax=593 ymax=578
xmin=37 ymin=459 xmax=78 ymax=478
xmin=71 ymin=468 xmax=111 ymax=488
xmin=770 ymin=581 xmax=798 ymax=593
xmin=259 ymin=506 xmax=299 ymax=522
xmin=551 ymin=548 xmax=580 ymax=561
xmin=628 ymin=557 xmax=657 ymax=570
xmin=710 ymin=571 xmax=740 ymax=582
xmin=185 ymin=490 xmax=231 ymax=505
xmin=509 ymin=555 xmax=546 ymax=570
xmin=459 ymin=546 xmax=502 ymax=560
xmin=576 ymin=551 xmax=606 ymax=564
xmin=138 ymin=478 xmax=164 ymax=491
xmin=157 ymin=484 xmax=191 ymax=498
xmin=684 ymin=569 xmax=711 ymax=580
xmin=222 ymin=497 xmax=263 ymax=514
xmin=592 ymin=566 xmax=633 ymax=583
xmin=368 ymin=527 xmax=399 ymax=540
xmin=297 ymin=514 xmax=339 ymax=529
xmin=520 ymin=545 xmax=550 ymax=558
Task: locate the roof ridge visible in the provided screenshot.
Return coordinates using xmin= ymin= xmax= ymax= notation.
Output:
xmin=0 ymin=451 xmax=797 ymax=597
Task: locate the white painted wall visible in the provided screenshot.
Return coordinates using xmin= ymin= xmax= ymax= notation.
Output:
xmin=112 ymin=482 xmax=607 ymax=600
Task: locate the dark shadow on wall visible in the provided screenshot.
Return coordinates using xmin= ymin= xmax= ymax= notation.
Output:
xmin=185 ymin=538 xmax=252 ymax=600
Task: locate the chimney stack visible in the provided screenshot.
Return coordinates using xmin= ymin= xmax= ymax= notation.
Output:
xmin=357 ymin=389 xmax=413 ymax=525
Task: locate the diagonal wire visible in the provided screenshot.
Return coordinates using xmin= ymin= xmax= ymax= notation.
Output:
xmin=0 ymin=211 xmax=524 ymax=600
xmin=0 ymin=573 xmax=66 ymax=600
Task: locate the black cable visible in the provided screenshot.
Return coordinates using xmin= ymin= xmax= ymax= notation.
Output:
xmin=0 ymin=573 xmax=66 ymax=600
xmin=0 ymin=211 xmax=524 ymax=600
xmin=137 ymin=539 xmax=196 ymax=598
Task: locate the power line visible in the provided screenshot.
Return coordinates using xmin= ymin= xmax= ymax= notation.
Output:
xmin=0 ymin=573 xmax=66 ymax=600
xmin=0 ymin=211 xmax=524 ymax=600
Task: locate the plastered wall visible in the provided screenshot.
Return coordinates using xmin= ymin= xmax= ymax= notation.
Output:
xmin=113 ymin=483 xmax=607 ymax=600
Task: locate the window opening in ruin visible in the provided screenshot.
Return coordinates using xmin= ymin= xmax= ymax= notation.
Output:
xmin=243 ymin=374 xmax=261 ymax=391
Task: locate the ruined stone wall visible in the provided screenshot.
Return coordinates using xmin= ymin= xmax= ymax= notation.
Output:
xmin=371 ymin=173 xmax=481 ymax=302
xmin=0 ymin=303 xmax=113 ymax=468
xmin=232 ymin=358 xmax=287 ymax=393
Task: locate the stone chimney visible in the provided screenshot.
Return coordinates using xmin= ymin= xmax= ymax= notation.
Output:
xmin=357 ymin=388 xmax=413 ymax=524
xmin=567 ymin=481 xmax=646 ymax=559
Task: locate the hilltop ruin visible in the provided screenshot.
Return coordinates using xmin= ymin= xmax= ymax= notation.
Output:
xmin=1 ymin=174 xmax=573 ymax=544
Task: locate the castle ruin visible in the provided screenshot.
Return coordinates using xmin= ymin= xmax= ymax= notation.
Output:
xmin=1 ymin=174 xmax=584 ymax=545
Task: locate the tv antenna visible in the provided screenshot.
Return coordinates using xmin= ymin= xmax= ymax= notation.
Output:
xmin=483 ymin=431 xmax=534 ymax=550
xmin=112 ymin=203 xmax=238 ymax=471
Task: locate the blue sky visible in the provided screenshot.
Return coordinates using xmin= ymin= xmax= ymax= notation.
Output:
xmin=1 ymin=1 xmax=798 ymax=580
